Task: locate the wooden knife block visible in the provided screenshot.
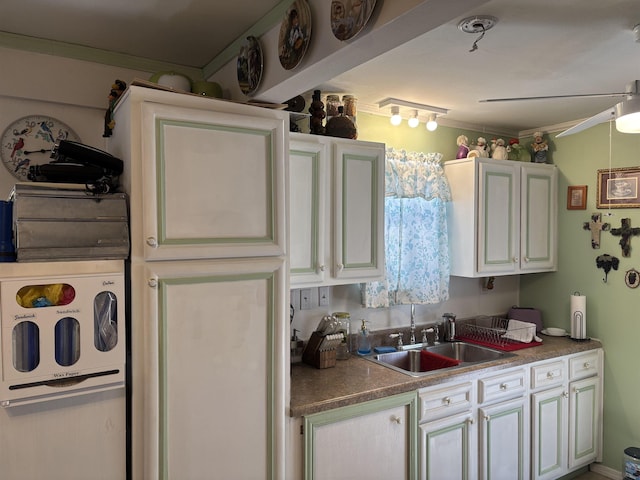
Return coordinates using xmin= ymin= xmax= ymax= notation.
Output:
xmin=302 ymin=331 xmax=337 ymax=369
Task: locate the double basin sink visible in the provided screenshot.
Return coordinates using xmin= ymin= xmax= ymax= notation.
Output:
xmin=364 ymin=341 xmax=515 ymax=377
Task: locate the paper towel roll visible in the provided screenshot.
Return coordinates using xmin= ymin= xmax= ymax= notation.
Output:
xmin=570 ymin=293 xmax=586 ymax=339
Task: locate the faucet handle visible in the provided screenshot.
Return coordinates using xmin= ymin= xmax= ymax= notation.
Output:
xmin=389 ymin=332 xmax=404 ymax=348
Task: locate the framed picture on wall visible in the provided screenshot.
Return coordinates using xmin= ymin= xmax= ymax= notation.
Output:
xmin=567 ymin=185 xmax=587 ymax=210
xmin=597 ymin=167 xmax=640 ymax=208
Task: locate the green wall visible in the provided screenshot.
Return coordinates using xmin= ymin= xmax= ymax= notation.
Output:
xmin=356 ymin=111 xmax=640 ymax=470
xmin=520 ymin=123 xmax=640 ymax=469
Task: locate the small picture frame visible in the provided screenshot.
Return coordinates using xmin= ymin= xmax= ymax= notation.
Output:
xmin=597 ymin=167 xmax=640 ymax=209
xmin=567 ymin=185 xmax=587 ymax=210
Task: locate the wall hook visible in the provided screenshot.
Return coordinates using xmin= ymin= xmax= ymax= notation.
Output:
xmin=596 ymin=254 xmax=619 ymax=283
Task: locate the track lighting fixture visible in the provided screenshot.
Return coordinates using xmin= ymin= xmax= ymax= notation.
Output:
xmin=390 ymin=106 xmax=402 ymax=126
xmin=408 ymin=110 xmax=420 ymax=128
xmin=377 ymin=98 xmax=448 ymax=130
xmin=426 ymin=114 xmax=438 ymax=131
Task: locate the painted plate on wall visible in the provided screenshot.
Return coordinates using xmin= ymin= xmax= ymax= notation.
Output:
xmin=237 ymin=36 xmax=263 ymax=96
xmin=278 ymin=0 xmax=312 ymax=70
xmin=330 ymin=0 xmax=377 ymax=41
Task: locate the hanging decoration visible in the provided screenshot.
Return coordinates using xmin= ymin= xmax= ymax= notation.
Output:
xmin=595 ymin=254 xmax=619 ymax=283
xmin=583 ymin=213 xmax=610 ymax=249
xmin=610 ymin=218 xmax=640 ymax=257
xmin=625 ymin=268 xmax=640 ymax=288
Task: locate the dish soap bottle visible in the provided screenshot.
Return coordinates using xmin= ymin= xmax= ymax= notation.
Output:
xmin=357 ymin=319 xmax=372 ymax=355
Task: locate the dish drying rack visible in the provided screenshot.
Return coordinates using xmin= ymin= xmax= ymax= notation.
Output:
xmin=457 ymin=316 xmax=523 ymax=347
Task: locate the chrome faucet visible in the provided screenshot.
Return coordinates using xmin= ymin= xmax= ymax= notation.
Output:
xmin=410 ymin=304 xmax=416 ymax=345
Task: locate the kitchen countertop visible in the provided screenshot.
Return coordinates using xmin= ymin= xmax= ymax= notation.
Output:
xmin=289 ymin=336 xmax=602 ymax=417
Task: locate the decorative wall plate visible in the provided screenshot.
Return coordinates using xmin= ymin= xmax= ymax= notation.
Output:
xmin=625 ymin=268 xmax=640 ymax=288
xmin=331 ymin=0 xmax=377 ymax=41
xmin=1 ymin=115 xmax=80 ymax=181
xmin=237 ymin=36 xmax=263 ymax=96
xmin=278 ymin=0 xmax=312 ymax=70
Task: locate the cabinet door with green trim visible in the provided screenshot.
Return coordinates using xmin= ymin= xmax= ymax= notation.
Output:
xmin=304 ymin=392 xmax=418 ymax=480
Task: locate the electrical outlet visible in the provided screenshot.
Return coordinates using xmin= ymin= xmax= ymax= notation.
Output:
xmin=318 ymin=287 xmax=329 ymax=306
xmin=300 ymin=288 xmax=312 ymax=310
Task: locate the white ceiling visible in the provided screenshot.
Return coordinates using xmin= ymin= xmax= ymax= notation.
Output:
xmin=1 ymin=0 xmax=640 ymax=135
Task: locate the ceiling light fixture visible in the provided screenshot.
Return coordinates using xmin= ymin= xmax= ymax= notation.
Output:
xmin=408 ymin=110 xmax=420 ymax=128
xmin=378 ymin=98 xmax=448 ymax=129
xmin=615 ymin=97 xmax=640 ymax=133
xmin=390 ymin=106 xmax=402 ymax=126
xmin=426 ymin=114 xmax=438 ymax=131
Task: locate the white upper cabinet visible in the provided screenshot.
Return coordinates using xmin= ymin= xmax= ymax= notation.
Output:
xmin=109 ymin=86 xmax=288 ymax=262
xmin=289 ymin=133 xmax=384 ymax=287
xmin=445 ymin=157 xmax=557 ymax=277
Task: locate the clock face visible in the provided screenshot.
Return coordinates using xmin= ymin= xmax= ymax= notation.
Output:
xmin=0 ymin=115 xmax=81 ymax=181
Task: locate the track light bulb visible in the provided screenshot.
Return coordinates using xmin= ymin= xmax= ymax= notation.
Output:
xmin=426 ymin=114 xmax=438 ymax=131
xmin=408 ymin=110 xmax=420 ymax=128
xmin=390 ymin=106 xmax=402 ymax=126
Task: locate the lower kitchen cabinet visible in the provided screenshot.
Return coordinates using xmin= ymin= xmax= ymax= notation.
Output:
xmin=295 ymin=348 xmax=603 ymax=480
xmin=478 ymin=396 xmax=530 ymax=480
xmin=303 ymin=392 xmax=418 ymax=480
xmin=420 ymin=410 xmax=477 ymax=480
xmin=531 ymin=350 xmax=603 ymax=480
xmin=418 ymin=379 xmax=476 ymax=479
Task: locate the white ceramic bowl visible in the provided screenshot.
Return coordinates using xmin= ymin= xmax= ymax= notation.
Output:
xmin=545 ymin=327 xmax=566 ymax=336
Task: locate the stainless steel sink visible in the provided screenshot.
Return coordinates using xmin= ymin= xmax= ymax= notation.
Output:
xmin=364 ymin=342 xmax=515 ymax=377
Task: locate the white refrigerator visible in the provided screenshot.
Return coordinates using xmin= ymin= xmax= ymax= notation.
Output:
xmin=0 ymin=259 xmax=126 ymax=479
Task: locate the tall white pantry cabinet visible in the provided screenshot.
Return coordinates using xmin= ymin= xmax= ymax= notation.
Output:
xmin=107 ymin=86 xmax=289 ymax=480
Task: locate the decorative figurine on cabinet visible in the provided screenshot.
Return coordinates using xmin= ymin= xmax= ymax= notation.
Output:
xmin=308 ymin=89 xmax=326 ymax=135
xmin=472 ymin=137 xmax=490 ymax=157
xmin=491 ymin=138 xmax=508 ymax=160
xmin=456 ymin=135 xmax=469 ymax=159
xmin=531 ymin=131 xmax=548 ymax=163
xmin=507 ymin=138 xmax=524 ymax=160
xmin=103 ymin=79 xmax=127 ymax=137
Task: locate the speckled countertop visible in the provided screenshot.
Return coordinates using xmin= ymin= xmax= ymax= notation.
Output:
xmin=289 ymin=336 xmax=602 ymax=417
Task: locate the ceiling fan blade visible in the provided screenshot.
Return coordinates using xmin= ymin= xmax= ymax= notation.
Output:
xmin=555 ymin=107 xmax=616 ymax=138
xmin=480 ymin=92 xmax=628 ymax=103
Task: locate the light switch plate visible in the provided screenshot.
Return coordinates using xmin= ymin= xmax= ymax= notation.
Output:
xmin=300 ymin=289 xmax=312 ymax=310
xmin=318 ymin=287 xmax=329 ymax=306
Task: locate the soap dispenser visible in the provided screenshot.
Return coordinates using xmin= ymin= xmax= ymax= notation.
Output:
xmin=357 ymin=319 xmax=372 ymax=355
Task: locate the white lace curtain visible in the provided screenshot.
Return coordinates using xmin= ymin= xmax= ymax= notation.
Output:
xmin=363 ymin=148 xmax=452 ymax=308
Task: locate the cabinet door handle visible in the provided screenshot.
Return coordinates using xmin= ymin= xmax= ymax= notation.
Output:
xmin=523 ymin=256 xmax=530 ymax=263
xmin=146 ymin=237 xmax=158 ymax=248
xmin=148 ymin=278 xmax=158 ymax=288
xmin=337 ymin=263 xmax=344 ymax=271
xmin=390 ymin=416 xmax=402 ymax=425
xmin=318 ymin=264 xmax=326 ymax=272
xmin=466 ymin=417 xmax=474 ymax=425
xmin=583 ymin=362 xmax=591 ymax=369
xmin=562 ymin=391 xmax=569 ymax=398
xmin=500 ymin=383 xmax=508 ymax=390
xmin=513 ymin=256 xmax=519 ymax=263
xmin=546 ymin=371 xmax=554 ymax=379
xmin=484 ymin=414 xmax=491 ymax=422
xmin=443 ymin=397 xmax=451 ymax=406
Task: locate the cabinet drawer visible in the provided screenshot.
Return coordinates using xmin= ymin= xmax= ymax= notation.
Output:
xmin=419 ymin=381 xmax=474 ymax=422
xmin=478 ymin=368 xmax=526 ymax=404
xmin=569 ymin=350 xmax=600 ymax=381
xmin=531 ymin=359 xmax=565 ymax=390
